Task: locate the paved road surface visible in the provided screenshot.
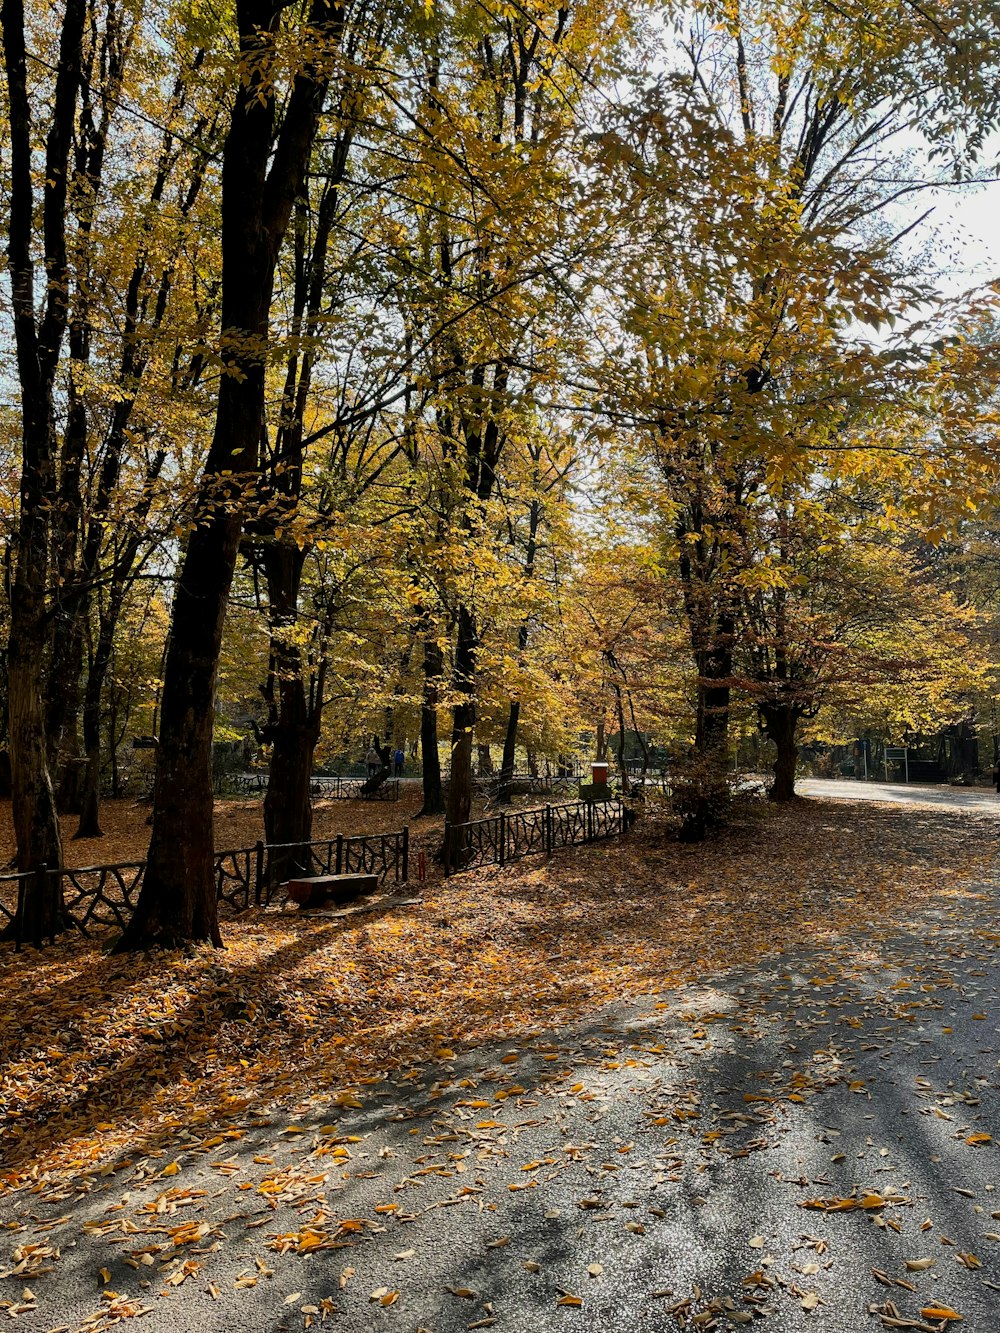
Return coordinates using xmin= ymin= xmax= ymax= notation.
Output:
xmin=2 ymin=797 xmax=998 ymax=1332
xmin=798 ymin=778 xmax=1000 ymax=812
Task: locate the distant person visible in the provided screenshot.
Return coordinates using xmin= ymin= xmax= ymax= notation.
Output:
xmin=365 ymin=746 xmax=379 ymax=778
xmin=393 ymin=747 xmax=404 ymax=777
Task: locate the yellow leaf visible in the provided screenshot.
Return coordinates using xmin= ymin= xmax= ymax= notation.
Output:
xmin=557 ymin=1294 xmax=583 ymax=1307
xmin=331 ymin=1091 xmax=362 ymax=1109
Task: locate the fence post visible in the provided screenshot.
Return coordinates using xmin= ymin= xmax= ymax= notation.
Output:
xmin=14 ymin=877 xmax=25 ymax=952
xmin=49 ymin=867 xmax=58 ymax=946
xmin=498 ymin=812 xmax=506 ymax=867
xmin=401 ymin=826 xmax=409 ymax=883
xmin=585 ymin=801 xmax=593 ymax=844
xmin=335 ymin=834 xmax=344 ymax=875
xmin=34 ymin=864 xmax=47 ymax=949
xmin=254 ymin=841 xmax=265 ymax=906
xmin=443 ymin=821 xmax=452 ymax=876
xmin=545 ymin=805 xmax=552 ymax=857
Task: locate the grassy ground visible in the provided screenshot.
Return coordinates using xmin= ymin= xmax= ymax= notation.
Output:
xmin=1 ymin=794 xmax=991 ymax=1198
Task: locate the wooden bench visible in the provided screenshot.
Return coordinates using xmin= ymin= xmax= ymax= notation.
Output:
xmin=284 ymin=873 xmax=379 ymax=909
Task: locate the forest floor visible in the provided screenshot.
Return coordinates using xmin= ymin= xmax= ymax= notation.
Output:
xmin=1 ymin=793 xmax=998 ymax=1331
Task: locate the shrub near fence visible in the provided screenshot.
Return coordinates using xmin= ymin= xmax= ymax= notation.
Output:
xmin=444 ymin=799 xmax=632 ymax=874
xmin=0 ymin=829 xmax=409 ymax=951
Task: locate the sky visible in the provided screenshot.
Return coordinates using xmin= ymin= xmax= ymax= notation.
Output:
xmin=924 ymin=175 xmax=1000 ymax=297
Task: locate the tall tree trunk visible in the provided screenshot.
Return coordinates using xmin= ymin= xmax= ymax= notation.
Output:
xmin=46 ymin=363 xmax=88 ymax=807
xmin=496 ymin=698 xmax=520 ymax=805
xmin=117 ymin=0 xmax=338 ymax=949
xmin=677 ymin=609 xmax=734 ymax=843
xmin=441 ymin=606 xmax=476 ymax=865
xmin=75 ymin=600 xmax=121 ymax=838
xmin=264 ymin=700 xmax=320 ymax=883
xmin=1 ymin=0 xmax=86 ymax=936
xmin=760 ymin=703 xmax=800 ymax=802
xmin=419 ymin=635 xmax=444 ymax=816
xmin=262 ymin=544 xmax=323 ymax=885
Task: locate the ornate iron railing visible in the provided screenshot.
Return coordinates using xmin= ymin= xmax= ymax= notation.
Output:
xmin=2 ymin=827 xmax=409 ymax=949
xmin=444 ymin=799 xmax=632 ymax=874
xmin=309 ymin=776 xmax=400 ymax=802
xmin=61 ymin=862 xmax=145 ymax=935
xmin=259 ymin=829 xmax=408 ymax=905
xmin=214 ymin=773 xmax=401 ymax=801
xmin=0 ymin=871 xmax=33 ymax=935
xmin=478 ymin=772 xmax=579 ymax=804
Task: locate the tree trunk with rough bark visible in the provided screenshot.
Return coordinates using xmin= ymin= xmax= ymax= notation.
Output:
xmin=419 ymin=636 xmax=444 ymax=816
xmin=117 ymin=0 xmax=339 ymax=949
xmin=262 ymin=544 xmax=323 ymax=885
xmin=1 ymin=0 xmax=86 ymax=936
xmin=676 ymin=614 xmax=734 ymax=843
xmin=496 ymin=698 xmax=520 ymax=805
xmin=760 ymin=703 xmax=800 ymax=802
xmin=442 ymin=606 xmax=477 ymax=866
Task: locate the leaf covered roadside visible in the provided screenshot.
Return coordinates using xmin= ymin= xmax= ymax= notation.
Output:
xmin=0 ymin=797 xmax=988 ymax=1195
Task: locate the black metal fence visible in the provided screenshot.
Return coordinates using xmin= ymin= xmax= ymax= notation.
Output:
xmin=477 ymin=771 xmax=579 ymax=803
xmin=444 ymin=799 xmax=632 ymax=874
xmin=309 ymin=776 xmax=400 ymax=802
xmin=0 ymin=828 xmax=409 ymax=950
xmin=214 ymin=773 xmax=401 ymax=801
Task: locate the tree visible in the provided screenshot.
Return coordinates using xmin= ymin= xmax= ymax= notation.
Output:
xmin=730 ymin=487 xmax=993 ymax=799
xmin=2 ymin=0 xmax=88 ymax=927
xmin=119 ymin=0 xmax=352 ymax=949
xmin=589 ymin=0 xmax=998 ymax=834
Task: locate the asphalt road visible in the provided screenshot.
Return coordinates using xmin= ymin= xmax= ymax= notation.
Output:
xmin=2 ymin=795 xmax=999 ymax=1333
xmin=797 ymin=778 xmax=1000 ymax=812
